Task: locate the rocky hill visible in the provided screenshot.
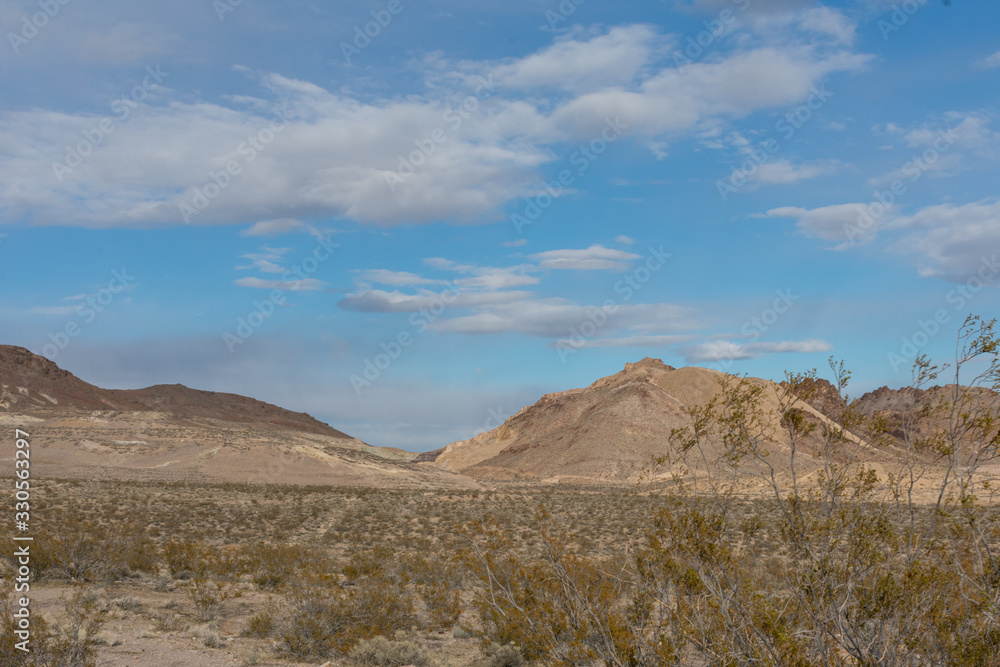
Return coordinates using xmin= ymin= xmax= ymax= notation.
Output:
xmin=0 ymin=346 xmax=474 ymax=489
xmin=435 ymin=357 xmax=869 ymax=484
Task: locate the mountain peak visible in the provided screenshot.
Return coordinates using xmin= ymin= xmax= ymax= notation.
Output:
xmin=624 ymin=357 xmax=675 ymax=373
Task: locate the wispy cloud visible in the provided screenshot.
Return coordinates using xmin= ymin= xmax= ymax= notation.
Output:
xmin=680 ymin=339 xmax=833 ymax=363
xmin=532 ymin=245 xmax=641 ymax=271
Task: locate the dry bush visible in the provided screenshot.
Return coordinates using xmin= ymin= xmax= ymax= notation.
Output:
xmin=418 ymin=579 xmax=462 ymax=630
xmin=238 ymin=542 xmax=321 ymax=589
xmin=0 ymin=591 xmax=52 ymax=667
xmin=460 ymin=316 xmax=1000 ymax=667
xmin=240 ymin=610 xmax=275 ymax=638
xmin=186 ymin=576 xmax=239 ymax=621
xmin=276 ymin=573 xmax=417 ymax=659
xmin=481 ymin=643 xmax=525 ymax=667
xmin=1 ymin=519 xmax=154 ymax=583
xmin=347 ymin=635 xmax=431 ymax=667
xmin=189 ymin=622 xmax=225 ymax=648
xmin=461 ymin=508 xmax=639 ymax=665
xmin=161 ymin=537 xmax=218 ymax=579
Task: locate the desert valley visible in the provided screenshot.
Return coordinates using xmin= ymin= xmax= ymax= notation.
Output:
xmin=3 ymin=327 xmax=1000 ymax=667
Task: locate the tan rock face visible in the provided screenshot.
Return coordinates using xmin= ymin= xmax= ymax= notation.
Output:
xmin=436 ymin=359 xmax=873 ymax=484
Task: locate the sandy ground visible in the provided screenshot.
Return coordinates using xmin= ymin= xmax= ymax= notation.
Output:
xmin=27 ymin=580 xmax=484 ymax=667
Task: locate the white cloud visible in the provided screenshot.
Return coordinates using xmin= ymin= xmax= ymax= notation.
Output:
xmin=337 ymin=289 xmax=531 ymax=313
xmin=681 ymin=339 xmax=832 ymax=363
xmin=431 ymin=300 xmax=699 ymax=337
xmin=0 ymin=25 xmax=870 ymax=228
xmin=767 ymin=198 xmax=1000 ymax=283
xmin=532 ymin=244 xmax=641 ymax=270
xmin=455 ymin=266 xmax=540 ymax=290
xmin=797 ymin=7 xmax=856 ymax=45
xmin=552 ymin=46 xmax=869 ymax=137
xmin=766 ymin=203 xmax=883 ymax=245
xmin=615 ymin=235 xmax=635 ymax=245
xmin=888 ymin=200 xmax=1000 ymax=281
xmin=495 ymin=25 xmax=664 ymax=94
xmin=752 ymin=159 xmax=838 ymax=185
xmin=234 ymin=277 xmax=327 ymax=291
xmin=242 ymin=219 xmax=307 ymax=236
xmin=976 ymin=50 xmax=1000 ymax=69
xmin=552 ymin=334 xmax=693 ymax=348
xmin=238 ymin=247 xmax=292 ymax=274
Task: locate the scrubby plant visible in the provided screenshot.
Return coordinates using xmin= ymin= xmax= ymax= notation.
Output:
xmin=186 ymin=576 xmax=239 ymax=621
xmin=275 ymin=573 xmax=417 ymax=659
xmin=461 ymin=315 xmax=1000 ymax=667
xmin=481 ymin=642 xmax=525 ymax=667
xmin=347 ymin=635 xmax=431 ymax=667
xmin=240 ymin=610 xmax=275 ymax=638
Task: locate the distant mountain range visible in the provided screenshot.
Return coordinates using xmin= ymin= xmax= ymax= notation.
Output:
xmin=2 ymin=346 xmax=996 ymax=489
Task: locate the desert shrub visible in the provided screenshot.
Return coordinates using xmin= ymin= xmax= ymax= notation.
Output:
xmin=0 ymin=591 xmax=52 ymax=667
xmin=459 ymin=317 xmax=1000 ymax=667
xmin=240 ymin=610 xmax=275 ymax=638
xmin=481 ymin=643 xmax=525 ymax=667
xmin=276 ymin=585 xmax=341 ymax=658
xmin=276 ymin=574 xmax=417 ymax=659
xmin=238 ymin=542 xmax=319 ymax=589
xmin=418 ymin=579 xmax=462 ymax=629
xmin=342 ymin=545 xmax=392 ymax=579
xmin=110 ymin=595 xmax=140 ymax=612
xmin=347 ymin=635 xmax=431 ymax=667
xmin=161 ymin=537 xmax=217 ymax=579
xmin=189 ymin=623 xmax=225 ymax=648
xmin=462 ymin=509 xmax=639 ymax=665
xmin=152 ymin=612 xmax=185 ymax=632
xmin=186 ymin=576 xmax=239 ymax=621
xmin=44 ymin=586 xmax=107 ymax=667
xmin=2 ymin=519 xmax=154 ymax=583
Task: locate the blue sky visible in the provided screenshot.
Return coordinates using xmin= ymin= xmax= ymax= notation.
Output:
xmin=1 ymin=0 xmax=998 ymax=450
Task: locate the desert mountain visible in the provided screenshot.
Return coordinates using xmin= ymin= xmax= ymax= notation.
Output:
xmin=0 ymin=346 xmax=474 ymax=488
xmin=852 ymin=383 xmax=1000 ymax=447
xmin=435 ymin=357 xmax=871 ymax=484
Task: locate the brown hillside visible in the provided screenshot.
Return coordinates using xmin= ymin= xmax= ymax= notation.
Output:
xmin=435 ymin=357 xmax=868 ymax=484
xmin=0 ymin=345 xmax=473 ymax=488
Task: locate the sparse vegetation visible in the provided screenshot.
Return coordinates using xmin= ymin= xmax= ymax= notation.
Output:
xmin=3 ymin=316 xmax=998 ymax=665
